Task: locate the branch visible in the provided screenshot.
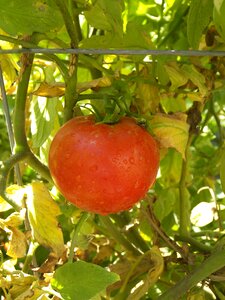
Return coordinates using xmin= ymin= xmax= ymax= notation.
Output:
xmin=158 ymin=249 xmax=225 ymax=300
xmin=53 ymin=0 xmax=79 ymax=47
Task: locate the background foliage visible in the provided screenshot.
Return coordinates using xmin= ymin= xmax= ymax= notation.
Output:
xmin=0 ymin=0 xmax=225 ymax=299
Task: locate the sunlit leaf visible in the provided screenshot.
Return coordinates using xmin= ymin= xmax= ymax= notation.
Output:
xmin=3 ymin=211 xmax=25 ymax=228
xmin=150 ymin=113 xmax=190 ymax=159
xmin=51 ymin=261 xmax=120 ymax=300
xmin=0 ymin=195 xmax=12 ymax=212
xmin=0 ymin=185 xmax=26 ymax=212
xmin=26 ymin=182 xmax=64 ymax=257
xmin=33 ymin=83 xmax=65 ymax=98
xmin=7 ymin=227 xmax=27 ymax=258
xmin=0 ymin=0 xmax=63 ymax=35
xmin=0 ymin=55 xmax=17 ymax=87
xmin=30 ymin=96 xmax=58 ymax=148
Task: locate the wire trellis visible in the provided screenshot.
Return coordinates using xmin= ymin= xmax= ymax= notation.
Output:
xmin=0 ymin=48 xmax=225 ymax=56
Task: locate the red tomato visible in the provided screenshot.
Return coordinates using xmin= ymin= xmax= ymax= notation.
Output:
xmin=48 ymin=116 xmax=159 ymax=215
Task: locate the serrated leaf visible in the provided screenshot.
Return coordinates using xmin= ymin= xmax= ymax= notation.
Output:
xmin=150 ymin=113 xmax=190 ymax=159
xmin=30 ymin=96 xmax=58 ymax=148
xmin=0 ymin=0 xmax=63 ymax=35
xmin=220 ymin=151 xmax=225 ymax=194
xmin=181 ymin=65 xmax=208 ymax=96
xmin=26 ymin=182 xmax=64 ymax=257
xmin=213 ymin=0 xmax=225 ymax=42
xmin=51 ymin=261 xmax=120 ymax=300
xmin=127 ymin=247 xmax=164 ymax=300
xmin=164 ymin=63 xmax=188 ymax=90
xmin=187 ymin=0 xmax=213 ymax=49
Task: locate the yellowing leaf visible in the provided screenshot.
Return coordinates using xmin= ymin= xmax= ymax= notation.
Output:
xmin=181 ymin=64 xmax=208 ymax=96
xmin=127 ymin=246 xmax=164 ymax=300
xmin=136 ymin=83 xmax=160 ymax=114
xmin=4 ymin=211 xmax=25 ymax=228
xmin=0 ymin=54 xmax=17 ymax=87
xmin=26 ymin=182 xmax=64 ymax=257
xmin=150 ymin=113 xmax=190 ymax=159
xmin=0 ymin=195 xmax=12 ymax=212
xmin=33 ymin=82 xmax=65 ymax=97
xmin=7 ymin=228 xmax=27 ymax=258
xmin=32 ymin=77 xmax=112 ymax=98
xmin=77 ymin=76 xmax=112 ymax=93
xmin=164 ymin=63 xmax=188 ymax=90
xmin=4 ymin=185 xmax=26 ymax=210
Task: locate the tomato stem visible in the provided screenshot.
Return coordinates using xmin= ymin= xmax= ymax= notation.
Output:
xmin=68 ymin=212 xmax=90 ymax=263
xmin=111 ymin=212 xmax=150 ymax=253
xmin=99 ymin=215 xmax=142 ymax=256
xmin=179 ymin=135 xmax=193 ymax=237
xmin=13 ymin=51 xmax=52 ymax=183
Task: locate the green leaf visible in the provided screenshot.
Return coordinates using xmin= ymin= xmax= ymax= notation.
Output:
xmin=154 ymin=188 xmax=179 ymax=222
xmin=187 ymin=0 xmax=213 ymax=49
xmin=0 ymin=0 xmax=63 ymax=35
xmin=30 ymin=96 xmax=58 ymax=148
xmin=84 ymin=0 xmax=124 ymax=34
xmin=213 ymin=0 xmax=225 ymax=42
xmin=51 ymin=261 xmax=120 ymax=300
xmin=220 ymin=151 xmax=225 ymax=194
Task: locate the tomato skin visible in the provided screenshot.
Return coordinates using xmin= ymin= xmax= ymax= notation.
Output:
xmin=48 ymin=116 xmax=159 ymax=215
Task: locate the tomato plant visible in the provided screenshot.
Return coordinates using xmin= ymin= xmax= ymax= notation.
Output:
xmin=49 ymin=115 xmax=159 ymax=215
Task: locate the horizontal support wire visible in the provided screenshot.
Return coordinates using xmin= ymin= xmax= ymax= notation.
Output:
xmin=0 ymin=48 xmax=225 ymax=56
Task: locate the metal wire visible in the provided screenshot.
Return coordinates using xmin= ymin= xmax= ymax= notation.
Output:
xmin=0 ymin=48 xmax=225 ymax=56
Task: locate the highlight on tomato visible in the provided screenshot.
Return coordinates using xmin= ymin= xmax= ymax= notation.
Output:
xmin=48 ymin=115 xmax=159 ymax=215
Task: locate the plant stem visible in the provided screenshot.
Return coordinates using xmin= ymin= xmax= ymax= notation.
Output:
xmin=145 ymin=205 xmax=188 ymax=260
xmin=99 ymin=216 xmax=141 ymax=256
xmin=68 ymin=212 xmax=90 ymax=263
xmin=179 ymin=135 xmax=193 ymax=237
xmin=22 ymin=241 xmax=39 ymax=273
xmin=13 ymin=53 xmax=34 ymax=152
xmin=158 ymin=249 xmax=225 ymax=300
xmin=53 ymin=0 xmax=79 ymax=47
xmin=175 ymin=235 xmax=212 ymax=253
xmin=53 ymin=1 xmax=80 ymax=122
xmin=27 ymin=152 xmax=52 ymax=183
xmin=111 ymin=212 xmax=150 ymax=253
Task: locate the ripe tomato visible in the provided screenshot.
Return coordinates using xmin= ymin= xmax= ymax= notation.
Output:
xmin=48 ymin=115 xmax=159 ymax=215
